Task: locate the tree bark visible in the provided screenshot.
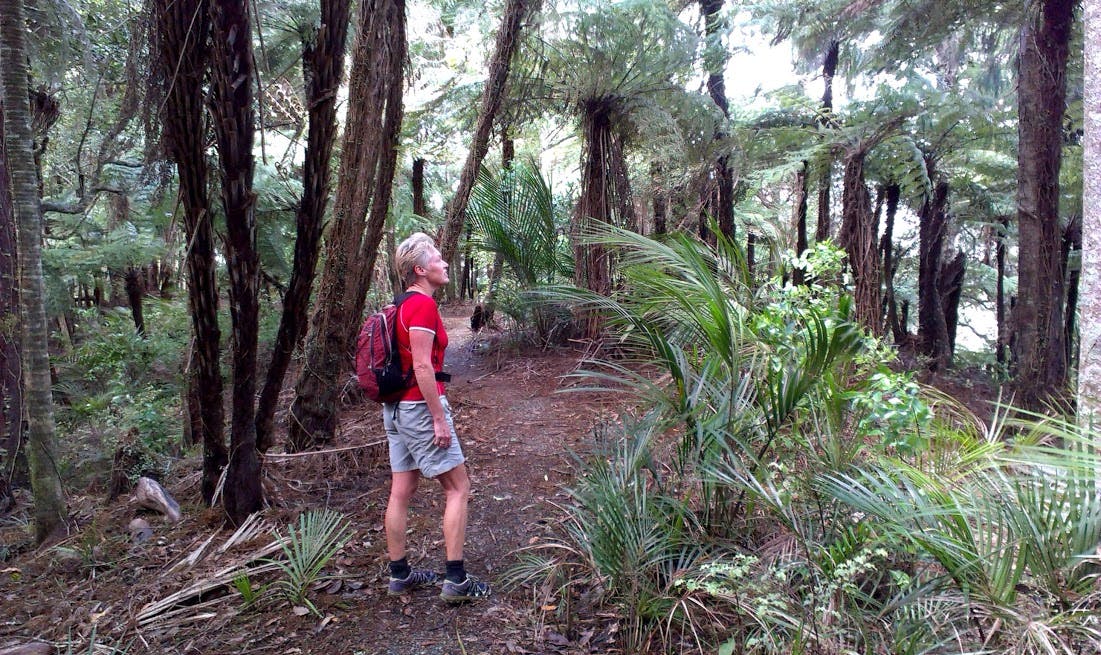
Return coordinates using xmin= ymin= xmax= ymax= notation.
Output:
xmin=209 ymin=0 xmax=262 ymax=524
xmin=124 ymin=268 xmax=146 ymax=336
xmin=287 ymin=0 xmax=407 ymax=450
xmin=573 ymin=101 xmax=633 ymax=319
xmin=918 ymin=175 xmax=952 ymax=370
xmin=1061 ymin=215 xmax=1081 ymax=376
xmin=1013 ymin=0 xmax=1075 ymax=409
xmin=0 ymin=98 xmax=23 ymax=508
xmin=412 ymin=157 xmax=427 ymax=217
xmin=996 ymin=214 xmax=1010 ymax=365
xmin=1081 ymin=0 xmax=1101 ymax=427
xmin=815 ymin=40 xmax=839 ymax=244
xmin=255 ymin=0 xmax=352 ymax=453
xmin=939 ymin=250 xmax=966 ymax=357
xmin=792 ymin=162 xmax=808 ymax=285
xmin=880 ymin=183 xmax=905 ymax=341
xmin=700 ymin=0 xmax=733 ymax=240
xmin=838 ymin=151 xmax=880 ymax=334
xmin=1 ymin=0 xmax=68 ymax=542
xmin=437 ymin=0 xmax=535 ymax=265
xmin=155 ymin=0 xmax=226 ymax=503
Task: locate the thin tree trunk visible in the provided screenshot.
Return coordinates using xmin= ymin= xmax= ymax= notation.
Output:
xmin=1061 ymin=215 xmax=1081 ymax=374
xmin=700 ymin=0 xmax=733 ymax=240
xmin=437 ymin=0 xmax=535 ymax=265
xmin=651 ymin=161 xmax=667 ymax=236
xmin=880 ymin=183 xmax=905 ymax=341
xmin=1 ymin=0 xmax=68 ymax=542
xmin=155 ymin=0 xmax=226 ymax=504
xmin=792 ymin=162 xmax=808 ymax=285
xmin=287 ymin=0 xmax=407 ymax=450
xmin=412 ymin=157 xmax=427 ymax=217
xmin=124 ymin=268 xmax=146 ymax=336
xmin=918 ymin=175 xmax=951 ymax=370
xmin=210 ymin=0 xmax=262 ymax=524
xmin=815 ymin=40 xmax=839 ymax=244
xmin=255 ymin=0 xmax=352 ymax=453
xmin=0 ymin=99 xmax=23 ymax=508
xmin=1013 ymin=0 xmax=1075 ymax=409
xmin=1081 ymin=1 xmax=1101 ymax=426
xmin=996 ymin=214 xmax=1010 ymax=365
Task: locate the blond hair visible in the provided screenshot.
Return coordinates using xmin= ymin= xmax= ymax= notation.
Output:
xmin=394 ymin=232 xmax=438 ymax=286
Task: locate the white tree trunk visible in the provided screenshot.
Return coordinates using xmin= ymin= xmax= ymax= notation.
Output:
xmin=1082 ymin=0 xmax=1101 ymax=429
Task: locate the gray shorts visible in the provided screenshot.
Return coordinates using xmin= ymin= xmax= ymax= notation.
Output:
xmin=383 ymin=397 xmax=465 ymax=478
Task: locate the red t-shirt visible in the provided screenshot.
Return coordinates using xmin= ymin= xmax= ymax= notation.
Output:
xmin=396 ymin=292 xmax=447 ymax=401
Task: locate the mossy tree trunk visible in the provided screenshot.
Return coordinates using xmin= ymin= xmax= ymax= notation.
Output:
xmin=287 ymin=0 xmax=407 ymax=451
xmin=0 ymin=0 xmax=68 ymax=542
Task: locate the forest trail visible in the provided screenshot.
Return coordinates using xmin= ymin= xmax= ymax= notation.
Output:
xmin=0 ymin=302 xmax=612 ymax=655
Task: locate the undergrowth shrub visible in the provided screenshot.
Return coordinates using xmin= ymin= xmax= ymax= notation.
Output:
xmin=518 ymin=227 xmax=1101 ymax=653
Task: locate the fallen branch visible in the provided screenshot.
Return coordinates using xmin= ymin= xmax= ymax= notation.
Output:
xmin=264 ymin=440 xmax=384 ymax=461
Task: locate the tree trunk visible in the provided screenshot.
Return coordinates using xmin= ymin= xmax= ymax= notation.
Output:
xmin=939 ymin=250 xmax=966 ymax=357
xmin=651 ymin=161 xmax=667 ymax=236
xmin=1061 ymin=215 xmax=1081 ymax=374
xmin=996 ymin=214 xmax=1010 ymax=365
xmin=287 ymin=0 xmax=407 ymax=451
xmin=815 ymin=40 xmax=839 ymax=244
xmin=412 ymin=157 xmax=427 ymax=217
xmin=255 ymin=0 xmax=352 ymax=453
xmin=209 ymin=0 xmax=262 ymax=524
xmin=918 ymin=176 xmax=952 ymax=370
xmin=700 ymin=0 xmax=733 ymax=240
xmin=880 ymin=183 xmax=905 ymax=341
xmin=1 ymin=0 xmax=68 ymax=542
xmin=124 ymin=268 xmax=146 ymax=336
xmin=0 ymin=98 xmax=23 ymax=508
xmin=1013 ymin=0 xmax=1075 ymax=409
xmin=573 ymin=101 xmax=632 ymax=322
xmin=792 ymin=162 xmax=808 ymax=285
xmin=1081 ymin=1 xmax=1101 ymax=426
xmin=838 ymin=152 xmax=880 ymax=334
xmin=155 ymin=0 xmax=226 ymax=504
xmin=437 ymin=0 xmax=535 ymax=265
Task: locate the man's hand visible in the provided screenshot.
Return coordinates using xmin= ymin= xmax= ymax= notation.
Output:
xmin=433 ymin=416 xmax=451 ymax=449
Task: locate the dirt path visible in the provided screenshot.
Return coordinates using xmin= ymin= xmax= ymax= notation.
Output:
xmin=0 ymin=302 xmax=611 ymax=655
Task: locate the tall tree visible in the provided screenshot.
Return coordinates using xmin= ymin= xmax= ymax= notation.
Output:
xmin=815 ymin=39 xmax=839 ymax=243
xmin=255 ymin=0 xmax=352 ymax=453
xmin=1082 ymin=0 xmax=1100 ymax=426
xmin=287 ymin=0 xmax=406 ymax=450
xmin=917 ymin=173 xmax=952 ymax=369
xmin=1012 ymin=0 xmax=1076 ymax=408
xmin=210 ymin=0 xmax=262 ymax=523
xmin=155 ymin=0 xmax=226 ymax=503
xmin=0 ymin=99 xmax=21 ymax=511
xmin=700 ymin=0 xmax=734 ymax=239
xmin=436 ymin=0 xmax=536 ymax=266
xmin=0 ymin=0 xmax=68 ymax=542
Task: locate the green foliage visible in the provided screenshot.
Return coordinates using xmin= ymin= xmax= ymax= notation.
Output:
xmin=266 ymin=509 xmax=355 ymax=617
xmin=467 ymin=162 xmax=573 ymax=340
xmin=60 ymin=301 xmax=187 ymax=460
xmin=232 ymin=571 xmax=266 ymax=611
xmin=507 ymin=421 xmax=701 ymax=652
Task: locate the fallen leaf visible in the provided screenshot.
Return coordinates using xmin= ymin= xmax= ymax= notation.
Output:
xmin=540 ymin=604 xmax=557 ymax=611
xmin=291 ymin=606 xmax=310 ymax=616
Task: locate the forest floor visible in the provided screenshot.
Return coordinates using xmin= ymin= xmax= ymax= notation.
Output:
xmin=0 ymin=302 xmax=622 ymax=655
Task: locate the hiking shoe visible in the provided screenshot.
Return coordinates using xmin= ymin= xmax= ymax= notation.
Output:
xmin=388 ymin=568 xmax=441 ymax=595
xmin=440 ymin=575 xmax=492 ymax=603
